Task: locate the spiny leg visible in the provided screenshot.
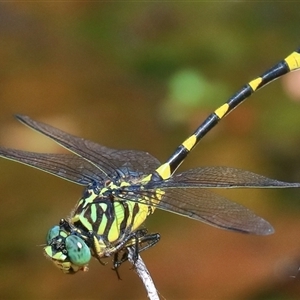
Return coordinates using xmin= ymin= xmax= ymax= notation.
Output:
xmin=112 ymin=230 xmax=160 ymax=277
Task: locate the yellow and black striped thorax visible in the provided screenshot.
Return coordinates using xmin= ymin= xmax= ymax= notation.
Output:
xmin=71 ymin=168 xmax=164 ymax=246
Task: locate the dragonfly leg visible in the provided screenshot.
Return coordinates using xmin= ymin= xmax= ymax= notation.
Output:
xmin=112 ymin=229 xmax=161 ymax=274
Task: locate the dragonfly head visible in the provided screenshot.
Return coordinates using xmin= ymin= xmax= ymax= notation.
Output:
xmin=44 ymin=219 xmax=91 ymax=274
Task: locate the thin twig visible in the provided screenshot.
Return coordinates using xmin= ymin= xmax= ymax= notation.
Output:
xmin=128 ymin=247 xmax=160 ymax=300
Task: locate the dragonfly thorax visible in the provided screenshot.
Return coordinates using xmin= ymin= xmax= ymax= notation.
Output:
xmin=71 ymin=179 xmax=151 ymax=242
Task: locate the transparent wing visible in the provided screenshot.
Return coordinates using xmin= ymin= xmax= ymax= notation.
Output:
xmin=159 ymin=188 xmax=274 ymax=235
xmin=151 ymin=166 xmax=300 ymax=189
xmin=0 ymin=147 xmax=100 ymax=185
xmin=133 ymin=166 xmax=299 ymax=235
xmin=120 ymin=186 xmax=274 ymax=235
xmin=15 ymin=115 xmax=160 ymax=177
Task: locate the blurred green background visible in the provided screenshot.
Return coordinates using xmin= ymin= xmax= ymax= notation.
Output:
xmin=1 ymin=3 xmax=300 ymax=300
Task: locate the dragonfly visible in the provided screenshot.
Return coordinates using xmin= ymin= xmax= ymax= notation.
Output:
xmin=0 ymin=49 xmax=300 ymax=275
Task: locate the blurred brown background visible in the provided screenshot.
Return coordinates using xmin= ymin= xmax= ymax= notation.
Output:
xmin=1 ymin=3 xmax=300 ymax=300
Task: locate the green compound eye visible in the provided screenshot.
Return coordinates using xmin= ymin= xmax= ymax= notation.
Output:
xmin=46 ymin=225 xmax=60 ymax=244
xmin=65 ymin=235 xmax=91 ymax=266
